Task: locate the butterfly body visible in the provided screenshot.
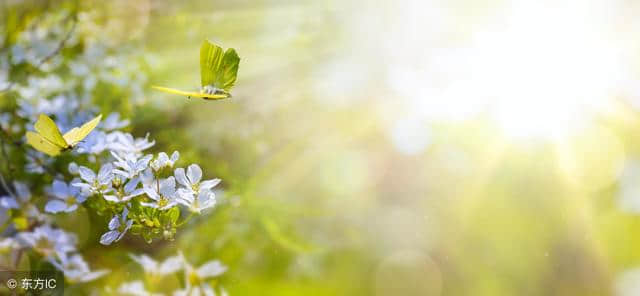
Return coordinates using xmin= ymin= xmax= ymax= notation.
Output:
xmin=152 ymin=40 xmax=239 ymax=100
xmin=26 ymin=113 xmax=102 ymax=156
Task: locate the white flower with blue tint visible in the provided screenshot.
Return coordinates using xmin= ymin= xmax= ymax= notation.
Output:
xmin=18 ymin=225 xmax=77 ymax=258
xmin=75 ymin=130 xmax=109 ymax=154
xmin=103 ymin=177 xmax=144 ymax=203
xmin=45 ymin=179 xmax=87 ymax=213
xmin=142 ymin=177 xmax=178 ymax=210
xmin=177 ymin=189 xmax=217 ymax=214
xmin=49 ymin=252 xmax=109 ymax=283
xmin=174 ymin=164 xmax=221 ymax=196
xmin=73 ymin=163 xmax=114 ymax=195
xmin=112 ymin=151 xmax=152 ymax=179
xmin=101 ymin=112 xmax=130 ymax=131
xmin=150 ymin=151 xmax=180 ymax=171
xmin=109 ymin=132 xmax=155 ymax=156
xmin=129 ymin=253 xmax=184 ymax=276
xmin=100 ymin=208 xmax=133 ymax=245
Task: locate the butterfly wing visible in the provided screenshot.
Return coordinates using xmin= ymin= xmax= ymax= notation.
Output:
xmin=63 ymin=114 xmax=102 ymax=147
xmin=200 ymin=40 xmax=225 ymax=88
xmin=26 ymin=131 xmax=63 ymax=156
xmin=151 ymin=86 xmax=229 ymax=100
xmin=34 ymin=114 xmax=68 ymax=148
xmin=218 ymin=48 xmax=240 ymax=92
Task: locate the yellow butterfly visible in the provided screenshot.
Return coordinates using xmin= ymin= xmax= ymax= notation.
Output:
xmin=26 ymin=113 xmax=102 ymax=156
xmin=152 ymin=40 xmax=240 ymax=100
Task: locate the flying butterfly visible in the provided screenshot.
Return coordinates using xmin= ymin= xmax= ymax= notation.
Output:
xmin=152 ymin=39 xmax=240 ymax=100
xmin=26 ymin=113 xmax=102 ymax=156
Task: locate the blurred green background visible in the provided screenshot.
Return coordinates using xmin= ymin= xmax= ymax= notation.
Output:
xmin=9 ymin=0 xmax=640 ymax=295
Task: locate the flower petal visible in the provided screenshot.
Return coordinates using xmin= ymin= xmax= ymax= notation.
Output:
xmin=143 ymin=186 xmax=160 ymax=201
xmin=108 ymin=215 xmax=120 ymax=230
xmin=45 ymin=200 xmax=67 ymax=213
xmin=78 ymin=166 xmax=96 ymax=183
xmin=170 ymin=151 xmax=179 ymax=162
xmin=100 ymin=230 xmax=120 ymax=245
xmin=197 ymin=260 xmax=227 ymax=278
xmin=174 ymin=168 xmax=189 ymax=187
xmin=124 ymin=177 xmax=140 ymax=194
xmin=186 ymin=164 xmax=202 ymax=185
xmin=199 ymin=179 xmax=221 ymax=191
xmin=50 ymin=180 xmax=68 ymax=199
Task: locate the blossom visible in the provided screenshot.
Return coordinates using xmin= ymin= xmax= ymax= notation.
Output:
xmin=45 ymin=179 xmax=87 ymax=213
xmin=100 ymin=208 xmax=133 ymax=245
xmin=49 ymin=252 xmax=109 ymax=283
xmin=112 ymin=151 xmax=152 ymax=179
xmin=18 ymin=225 xmax=77 ymax=258
xmin=150 ymin=151 xmax=179 ymax=171
xmin=73 ymin=163 xmax=114 ymax=195
xmin=142 ymin=177 xmax=178 ymax=210
xmin=177 ymin=189 xmax=217 ymax=214
xmin=129 ymin=253 xmax=184 ymax=276
xmin=118 ymin=281 xmax=163 ymax=296
xmin=174 ymin=255 xmax=228 ymax=296
xmin=75 ymin=130 xmax=110 ymax=154
xmin=101 ymin=112 xmax=130 ymax=130
xmin=103 ymin=177 xmax=144 ymax=203
xmin=175 ymin=164 xmax=221 ymax=196
xmin=109 ymin=132 xmax=155 ymax=156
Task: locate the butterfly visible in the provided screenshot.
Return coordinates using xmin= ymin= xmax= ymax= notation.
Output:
xmin=152 ymin=39 xmax=240 ymax=100
xmin=26 ymin=113 xmax=102 ymax=156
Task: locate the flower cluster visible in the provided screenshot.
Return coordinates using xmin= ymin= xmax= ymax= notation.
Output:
xmin=0 ymin=4 xmax=228 ymax=291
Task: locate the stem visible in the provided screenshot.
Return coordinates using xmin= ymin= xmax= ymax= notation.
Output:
xmin=177 ymin=212 xmax=195 ymax=227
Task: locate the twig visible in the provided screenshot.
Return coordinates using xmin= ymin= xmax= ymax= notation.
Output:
xmin=34 ymin=15 xmax=77 ymax=69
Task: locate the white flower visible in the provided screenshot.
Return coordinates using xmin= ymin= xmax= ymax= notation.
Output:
xmin=49 ymin=252 xmax=109 ymax=283
xmin=45 ymin=179 xmax=87 ymax=213
xmin=101 ymin=112 xmax=130 ymax=131
xmin=18 ymin=225 xmax=77 ymax=258
xmin=150 ymin=151 xmax=179 ymax=171
xmin=109 ymin=132 xmax=155 ymax=156
xmin=129 ymin=253 xmax=184 ymax=276
xmin=174 ymin=164 xmax=220 ymax=196
xmin=177 ymin=189 xmax=216 ymax=214
xmin=103 ymin=177 xmax=144 ymax=203
xmin=112 ymin=151 xmax=152 ymax=179
xmin=0 ymin=181 xmax=30 ymax=209
xmin=142 ymin=177 xmax=178 ymax=210
xmin=75 ymin=130 xmax=109 ymax=154
xmin=118 ymin=280 xmax=163 ymax=296
xmin=73 ymin=163 xmax=114 ymax=195
xmin=174 ymin=255 xmax=228 ymax=296
xmin=100 ymin=208 xmax=133 ymax=245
